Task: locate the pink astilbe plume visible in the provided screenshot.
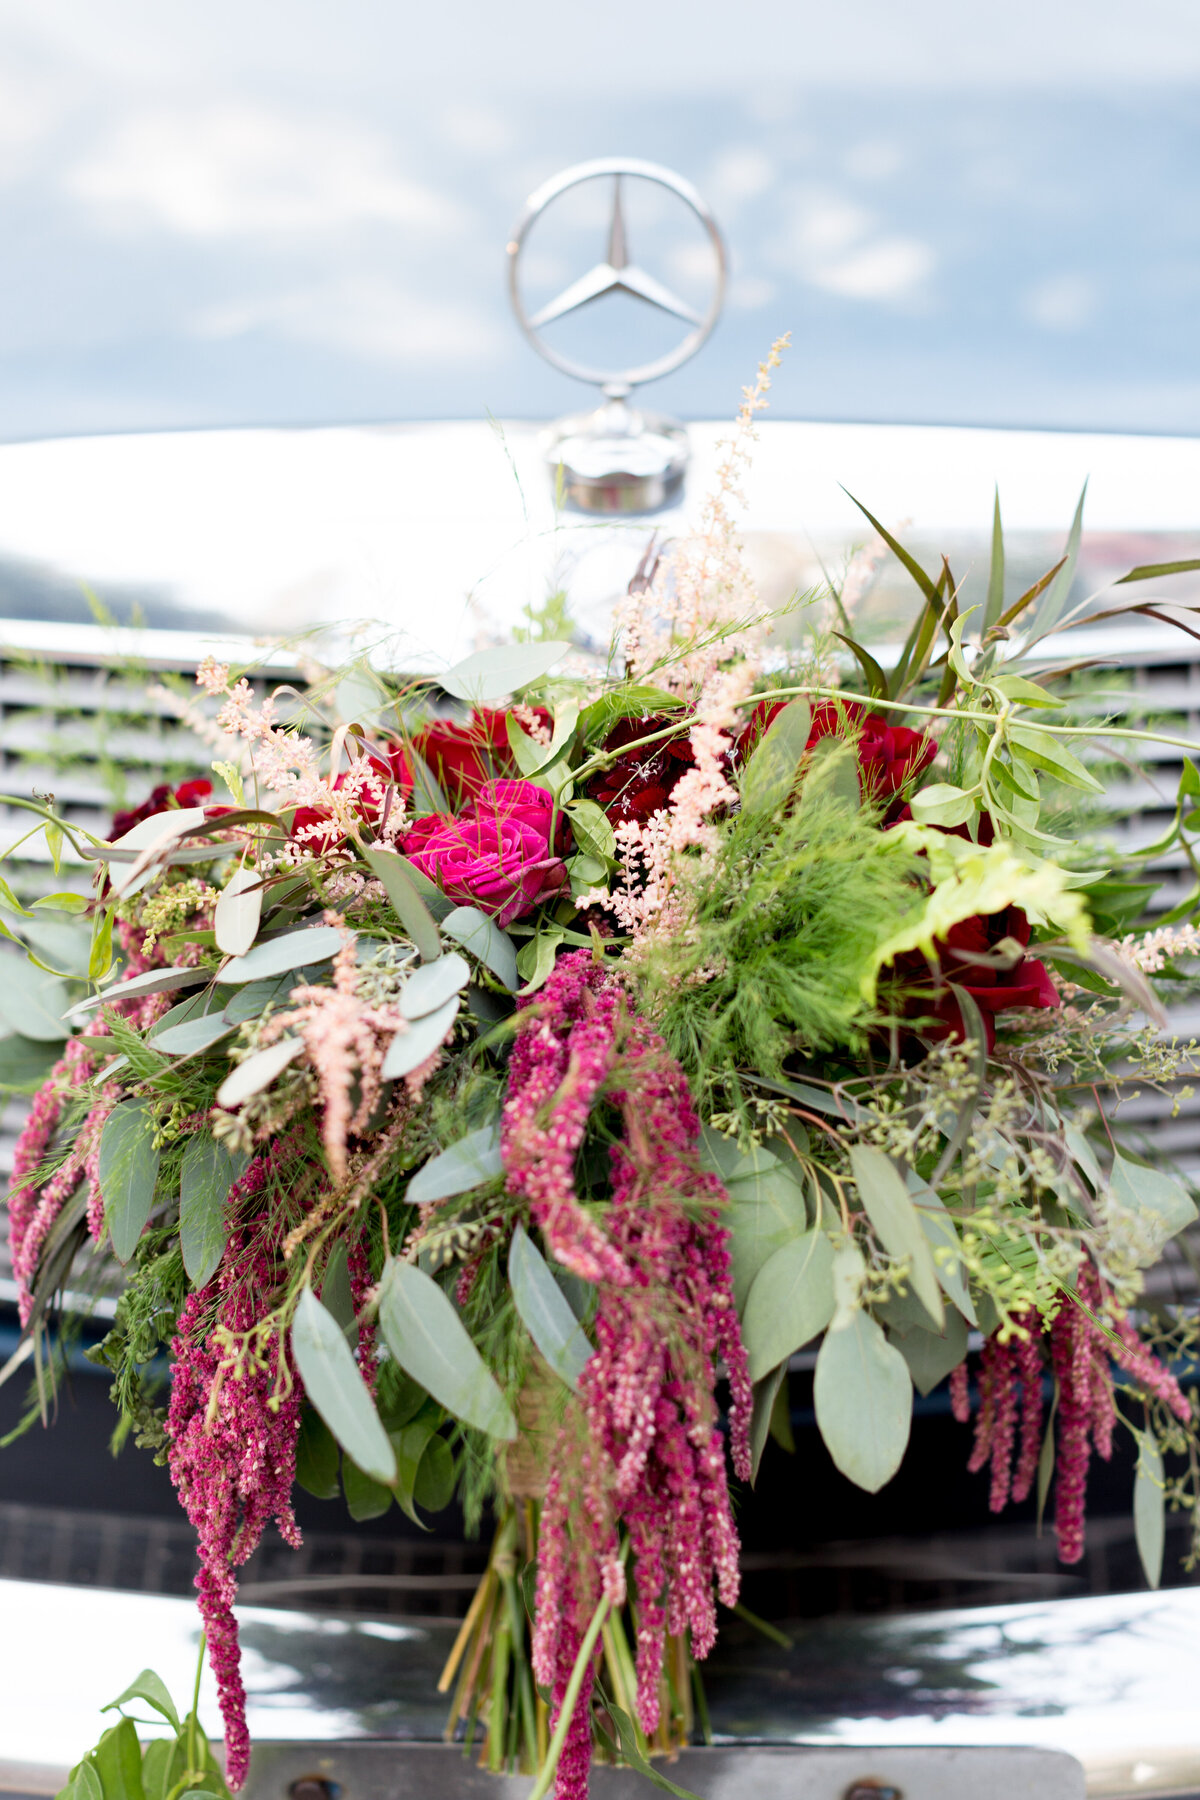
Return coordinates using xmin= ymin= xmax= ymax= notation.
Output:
xmin=507 ymin=951 xmax=751 ymax=1798
xmin=264 ymin=915 xmax=405 ymax=1182
xmin=165 ymin=1145 xmax=304 ymax=1789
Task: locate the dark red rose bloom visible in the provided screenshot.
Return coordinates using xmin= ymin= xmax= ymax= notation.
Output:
xmin=891 ymin=904 xmax=1060 ymax=1050
xmin=415 ymin=707 xmax=552 ymax=808
xmin=112 ymin=776 xmax=214 ymax=840
xmin=403 ymin=778 xmax=569 ymax=925
xmin=291 ymin=745 xmax=413 ymax=854
xmin=586 ymin=715 xmax=696 ymax=827
xmin=738 ymin=698 xmax=936 ymax=820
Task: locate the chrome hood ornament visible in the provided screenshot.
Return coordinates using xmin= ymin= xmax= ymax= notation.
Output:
xmin=507 ymin=158 xmax=726 ymax=515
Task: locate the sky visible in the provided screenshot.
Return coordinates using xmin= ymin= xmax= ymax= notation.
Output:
xmin=0 ymin=0 xmax=1199 ymax=439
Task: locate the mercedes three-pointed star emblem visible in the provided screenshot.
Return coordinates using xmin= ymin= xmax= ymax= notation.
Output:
xmin=507 ymin=158 xmax=726 ymax=399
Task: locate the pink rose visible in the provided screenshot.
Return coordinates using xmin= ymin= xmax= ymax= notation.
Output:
xmin=402 ymin=779 xmax=569 ymax=926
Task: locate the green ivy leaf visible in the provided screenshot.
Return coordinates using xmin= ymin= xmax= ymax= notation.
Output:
xmin=814 ymin=1309 xmax=912 ymax=1492
xmin=180 ymin=1135 xmax=248 ymax=1287
xmin=291 ymin=1288 xmax=397 ymax=1485
xmin=99 ymin=1102 xmax=162 ymax=1264
xmin=294 ymin=1406 xmax=340 ymax=1500
xmin=91 ymin=1718 xmax=145 ymax=1800
xmin=104 ymin=1669 xmax=180 ymax=1732
xmin=742 ymin=1227 xmax=836 ymax=1382
xmin=1008 ymin=723 xmax=1104 ymax=794
xmin=908 ymin=783 xmax=977 ymax=828
xmin=378 ymin=1260 xmax=517 ymax=1440
xmin=414 ymin=1433 xmax=456 ymax=1512
xmin=342 ymin=1455 xmax=393 ymax=1521
xmin=510 ymin=1223 xmax=592 ymax=1390
xmin=564 ymin=798 xmax=616 ymax=864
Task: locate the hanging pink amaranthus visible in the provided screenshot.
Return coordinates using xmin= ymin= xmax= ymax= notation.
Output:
xmin=955 ymin=1268 xmax=1190 ymax=1564
xmin=165 ymin=1145 xmax=303 ymax=1789
xmin=7 ymin=920 xmax=174 ymax=1322
xmin=502 ymin=951 xmax=752 ymax=1800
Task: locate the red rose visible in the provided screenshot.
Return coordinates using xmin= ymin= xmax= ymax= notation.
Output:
xmin=587 ymin=715 xmax=696 ymax=826
xmin=415 ymin=708 xmax=551 ymax=808
xmin=291 ymin=745 xmax=413 ymax=855
xmin=112 ymin=776 xmax=215 ymax=839
xmin=738 ymin=698 xmax=935 ymax=820
xmin=891 ymin=904 xmax=1060 ymax=1049
xmin=402 ymin=778 xmax=568 ymax=926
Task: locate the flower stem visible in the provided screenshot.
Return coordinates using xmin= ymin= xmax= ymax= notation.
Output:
xmin=526 ymin=1588 xmax=611 ymax=1800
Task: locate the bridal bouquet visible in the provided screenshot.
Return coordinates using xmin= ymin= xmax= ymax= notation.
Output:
xmin=8 ymin=352 xmax=1200 ymax=1800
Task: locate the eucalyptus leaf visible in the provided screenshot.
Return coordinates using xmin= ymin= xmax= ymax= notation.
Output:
xmin=400 ymin=951 xmax=470 ymax=1019
xmin=99 ymin=1101 xmax=162 ymax=1264
xmin=382 ymin=996 xmax=460 ymax=1078
xmin=223 ymin=971 xmax=302 ymax=1023
xmin=291 ymin=1287 xmax=396 ymax=1484
xmin=153 ymin=1014 xmax=234 ymax=1057
xmin=742 ymin=1227 xmax=836 ymax=1382
xmin=408 ymin=1124 xmax=504 ymax=1204
xmin=889 ymin=1308 xmax=969 ymax=1397
xmin=814 ymin=1309 xmax=913 ymax=1493
xmin=180 ymin=1135 xmax=249 ymax=1287
xmin=215 ymin=1036 xmax=303 ymax=1107
xmin=1108 ymin=1151 xmax=1198 ymax=1267
xmin=107 ymin=805 xmax=208 ymax=897
xmin=378 ymin=1259 xmax=517 ymax=1440
xmin=740 ymin=699 xmax=812 ymax=816
xmin=1134 ymin=1429 xmax=1165 ymax=1590
xmin=381 ymin=851 xmax=456 ymax=920
xmin=721 ymin=1157 xmax=811 ymax=1311
xmin=0 ymin=964 xmax=75 ymax=1043
xmin=510 ymin=1223 xmax=592 ymax=1389
xmin=364 ymin=847 xmax=441 ymax=962
xmin=905 ymin=1175 xmax=978 ymax=1326
xmin=439 ymin=640 xmax=570 ymax=703
xmin=849 ymin=1145 xmax=942 ymax=1328
xmin=216 ymin=925 xmax=344 ymax=984
xmin=749 ymin=1361 xmax=790 ymax=1484
xmin=69 ymin=964 xmax=207 ymax=1017
xmin=213 ymin=864 xmax=263 ymax=957
xmin=441 ymin=905 xmax=519 ymax=990
xmin=0 ymin=1033 xmax=59 ymax=1090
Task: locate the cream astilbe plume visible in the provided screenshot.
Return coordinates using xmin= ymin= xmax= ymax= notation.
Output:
xmin=267 ymin=917 xmax=403 ymax=1182
xmin=613 ymin=335 xmax=789 ymax=699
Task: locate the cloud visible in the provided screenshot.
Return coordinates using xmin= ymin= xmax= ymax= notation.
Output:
xmin=769 ymin=188 xmax=935 ymax=303
xmin=66 ymin=103 xmax=466 ymax=237
xmin=809 ymin=238 xmax=934 ymax=299
xmin=1023 ymin=273 xmax=1097 ymax=332
xmin=708 ymin=146 xmax=776 ymax=208
xmin=192 ymin=275 xmax=505 ymax=365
